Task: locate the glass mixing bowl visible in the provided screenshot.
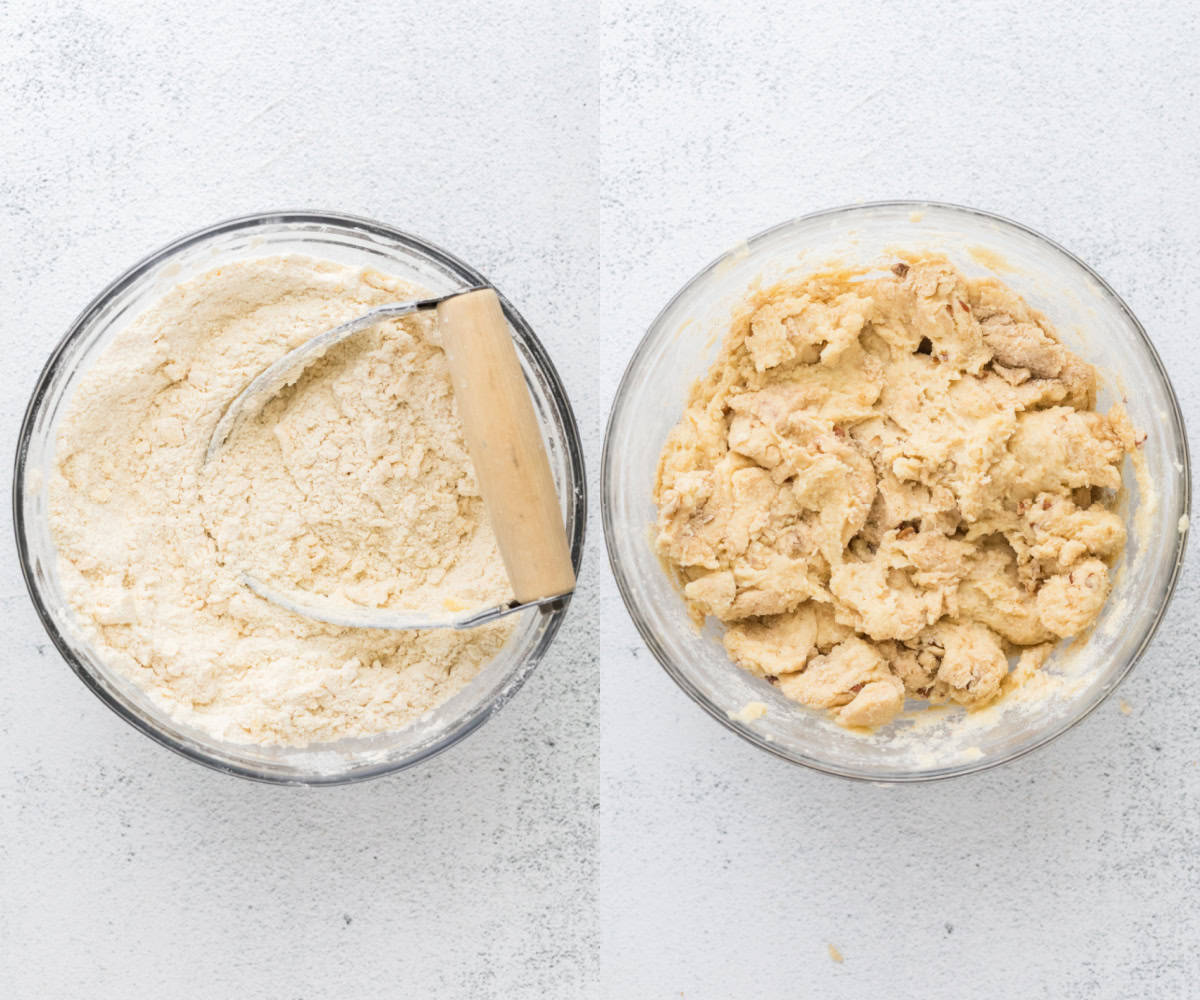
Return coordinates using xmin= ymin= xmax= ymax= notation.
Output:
xmin=603 ymin=201 xmax=1189 ymax=781
xmin=15 ymin=211 xmax=586 ymax=785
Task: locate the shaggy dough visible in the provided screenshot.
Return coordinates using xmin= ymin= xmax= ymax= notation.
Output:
xmin=50 ymin=256 xmax=514 ymax=746
xmin=654 ymin=255 xmax=1138 ymax=729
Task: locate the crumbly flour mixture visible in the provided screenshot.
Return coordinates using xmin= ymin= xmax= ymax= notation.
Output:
xmin=655 ymin=255 xmax=1138 ymax=729
xmin=50 ymin=256 xmax=514 ymax=746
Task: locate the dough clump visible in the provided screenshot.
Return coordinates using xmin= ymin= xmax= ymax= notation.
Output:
xmin=654 ymin=255 xmax=1137 ymax=728
xmin=50 ymin=256 xmax=513 ymax=746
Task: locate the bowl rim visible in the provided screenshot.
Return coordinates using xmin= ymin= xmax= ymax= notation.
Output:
xmin=601 ymin=198 xmax=1191 ymax=782
xmin=13 ymin=209 xmax=588 ymax=786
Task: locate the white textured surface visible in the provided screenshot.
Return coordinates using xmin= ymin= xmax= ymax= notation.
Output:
xmin=1 ymin=1 xmax=1196 ymax=998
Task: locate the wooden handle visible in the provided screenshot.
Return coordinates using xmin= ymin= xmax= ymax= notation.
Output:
xmin=437 ymin=289 xmax=575 ymax=604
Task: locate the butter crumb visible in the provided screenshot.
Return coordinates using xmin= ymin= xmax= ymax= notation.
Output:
xmin=728 ymin=700 xmax=767 ymax=723
xmin=1119 ymin=700 xmax=1132 ymax=715
xmin=1179 ymin=514 xmax=1189 ymax=533
xmin=827 ymin=943 xmax=844 ymax=964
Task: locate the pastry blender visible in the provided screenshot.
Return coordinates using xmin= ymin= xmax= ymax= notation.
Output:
xmin=206 ymin=288 xmax=575 ymax=630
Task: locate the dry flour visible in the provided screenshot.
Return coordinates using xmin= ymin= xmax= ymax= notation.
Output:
xmin=50 ymin=255 xmax=514 ymax=746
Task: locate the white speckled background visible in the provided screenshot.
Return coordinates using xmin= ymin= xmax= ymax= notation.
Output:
xmin=1 ymin=1 xmax=1196 ymax=997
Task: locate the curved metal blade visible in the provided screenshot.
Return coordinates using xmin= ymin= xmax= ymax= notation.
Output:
xmin=241 ymin=573 xmax=563 ymax=631
xmin=205 ymin=292 xmax=483 ymax=464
